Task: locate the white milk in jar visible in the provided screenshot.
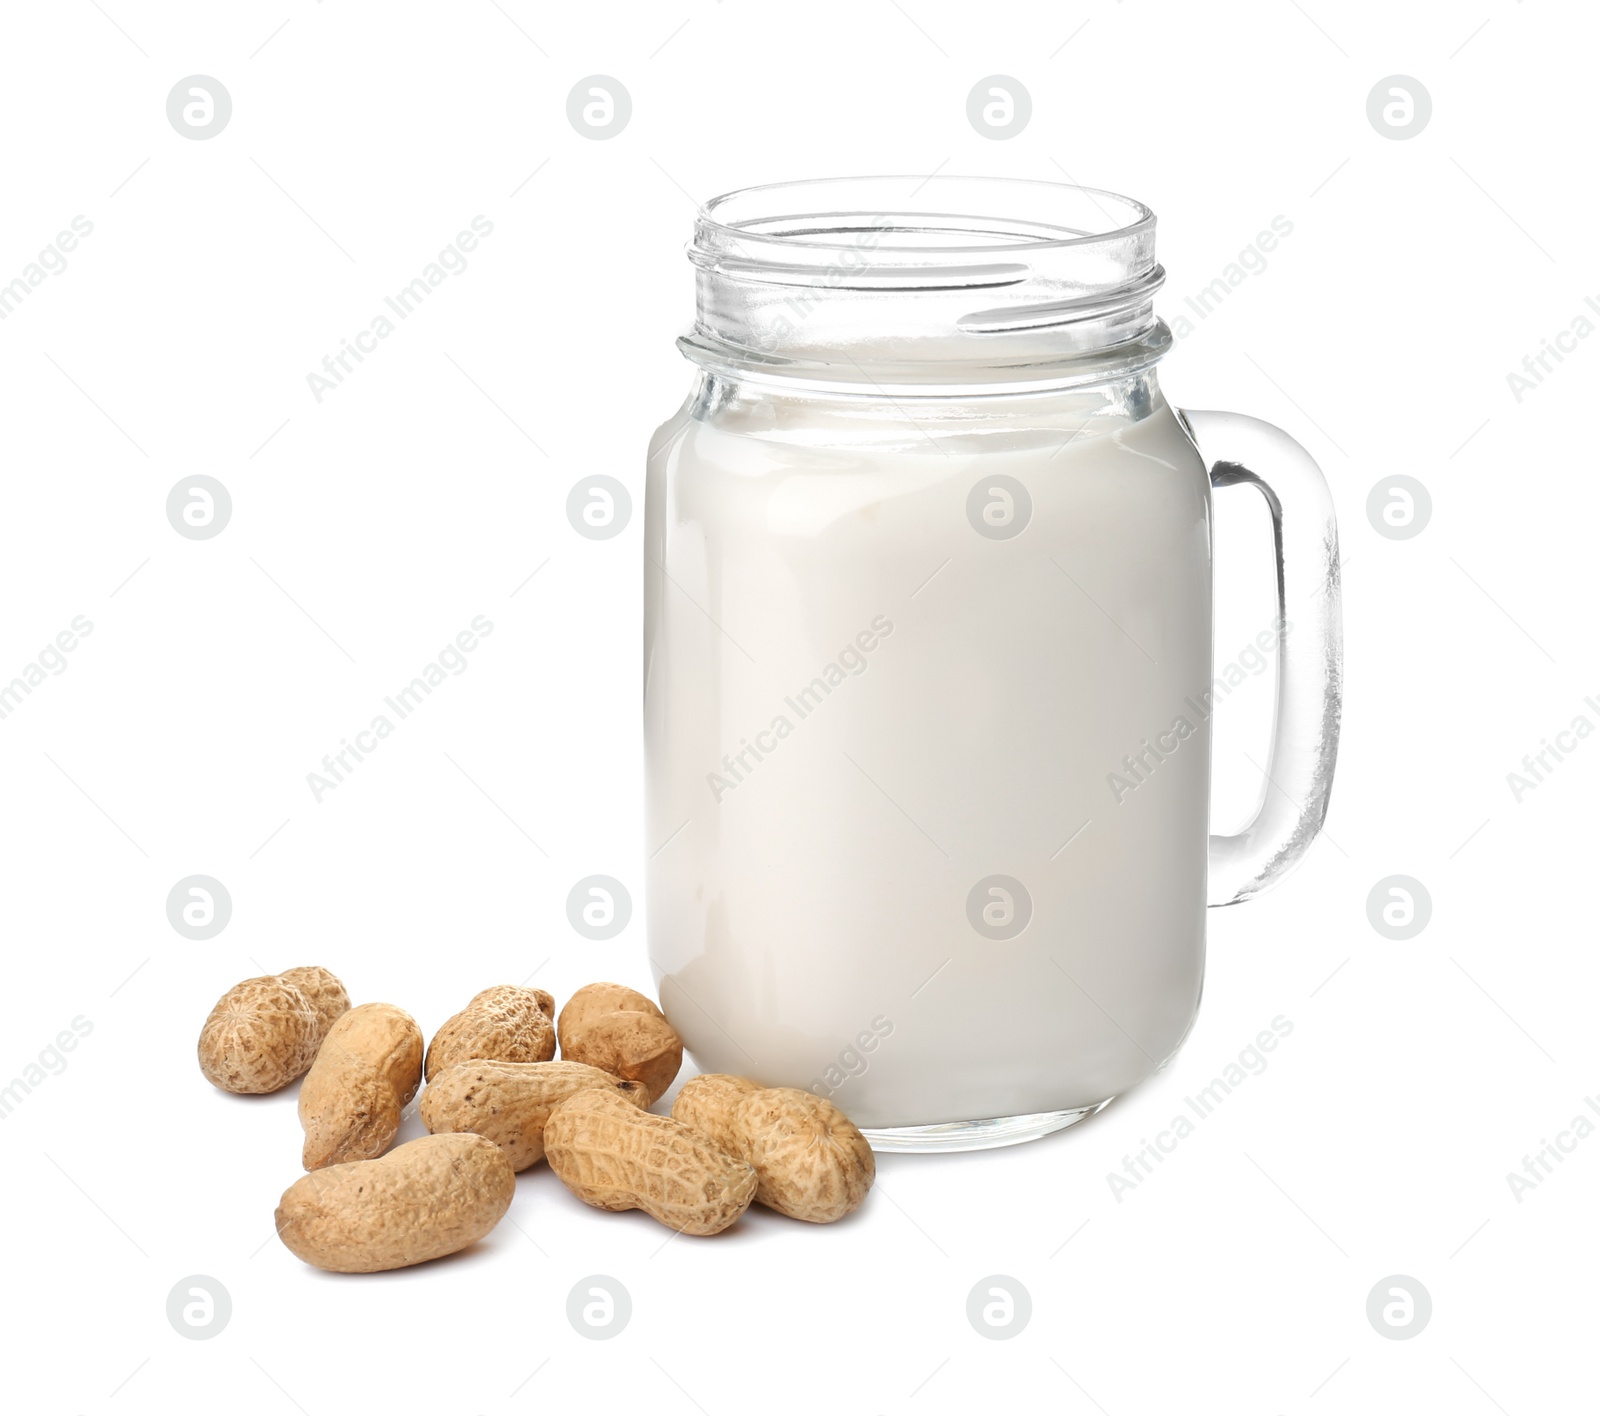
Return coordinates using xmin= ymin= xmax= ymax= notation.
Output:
xmin=643 ymin=178 xmax=1341 ymax=1149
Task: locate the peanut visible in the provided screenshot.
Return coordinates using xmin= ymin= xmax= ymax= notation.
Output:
xmin=421 ymin=1059 xmax=649 ymax=1171
xmin=556 ymin=982 xmax=682 ymax=1104
xmin=275 ymin=1133 xmax=514 ymax=1273
xmin=669 ymin=1073 xmax=761 ymax=1150
xmin=544 ymin=1086 xmax=756 ymax=1235
xmin=299 ymin=1003 xmax=424 ymax=1170
xmin=424 ymin=985 xmax=555 ymax=1082
xmin=197 ymin=967 xmax=349 ymax=1095
xmin=673 ymin=1075 xmax=875 ymax=1224
xmin=277 ymin=966 xmax=350 ymax=1033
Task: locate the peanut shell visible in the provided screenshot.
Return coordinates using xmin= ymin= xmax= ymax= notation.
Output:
xmin=420 ymin=1059 xmax=649 ymax=1171
xmin=299 ymin=1003 xmax=424 ymax=1170
xmin=275 ymin=1133 xmax=514 ymax=1273
xmin=277 ymin=966 xmax=350 ymax=1033
xmin=556 ymin=982 xmax=682 ymax=1104
xmin=670 ymin=1073 xmax=761 ymax=1153
xmin=425 ymin=985 xmax=556 ymax=1082
xmin=197 ymin=967 xmax=349 ymax=1095
xmin=672 ymin=1075 xmax=875 ymax=1224
xmin=544 ymin=1086 xmax=756 ymax=1235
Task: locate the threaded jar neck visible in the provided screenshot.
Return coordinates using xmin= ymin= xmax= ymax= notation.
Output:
xmin=681 ymin=176 xmax=1169 ymax=393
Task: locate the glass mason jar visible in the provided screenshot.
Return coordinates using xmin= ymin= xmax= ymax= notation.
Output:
xmin=644 ymin=177 xmax=1341 ymax=1151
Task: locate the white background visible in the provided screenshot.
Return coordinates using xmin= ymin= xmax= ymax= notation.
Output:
xmin=2 ymin=1 xmax=1596 ymax=1412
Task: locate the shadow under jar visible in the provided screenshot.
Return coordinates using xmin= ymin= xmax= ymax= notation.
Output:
xmin=643 ymin=177 xmax=1342 ymax=1151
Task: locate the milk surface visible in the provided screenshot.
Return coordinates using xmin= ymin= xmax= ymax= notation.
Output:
xmin=645 ymin=382 xmax=1213 ymax=1129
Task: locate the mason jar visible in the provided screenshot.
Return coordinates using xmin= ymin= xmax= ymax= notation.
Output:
xmin=643 ymin=177 xmax=1341 ymax=1150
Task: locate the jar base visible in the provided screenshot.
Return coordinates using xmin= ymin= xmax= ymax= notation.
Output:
xmin=862 ymin=1099 xmax=1114 ymax=1153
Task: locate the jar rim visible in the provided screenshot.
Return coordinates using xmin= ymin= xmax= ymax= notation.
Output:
xmin=695 ymin=175 xmax=1156 ymax=259
xmin=686 ymin=175 xmax=1165 ymax=383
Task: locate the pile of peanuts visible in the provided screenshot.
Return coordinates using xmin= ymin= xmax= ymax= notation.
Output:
xmin=198 ymin=967 xmax=875 ymax=1273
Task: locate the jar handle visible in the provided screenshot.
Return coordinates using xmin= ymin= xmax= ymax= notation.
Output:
xmin=1179 ymin=409 xmax=1344 ymax=907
